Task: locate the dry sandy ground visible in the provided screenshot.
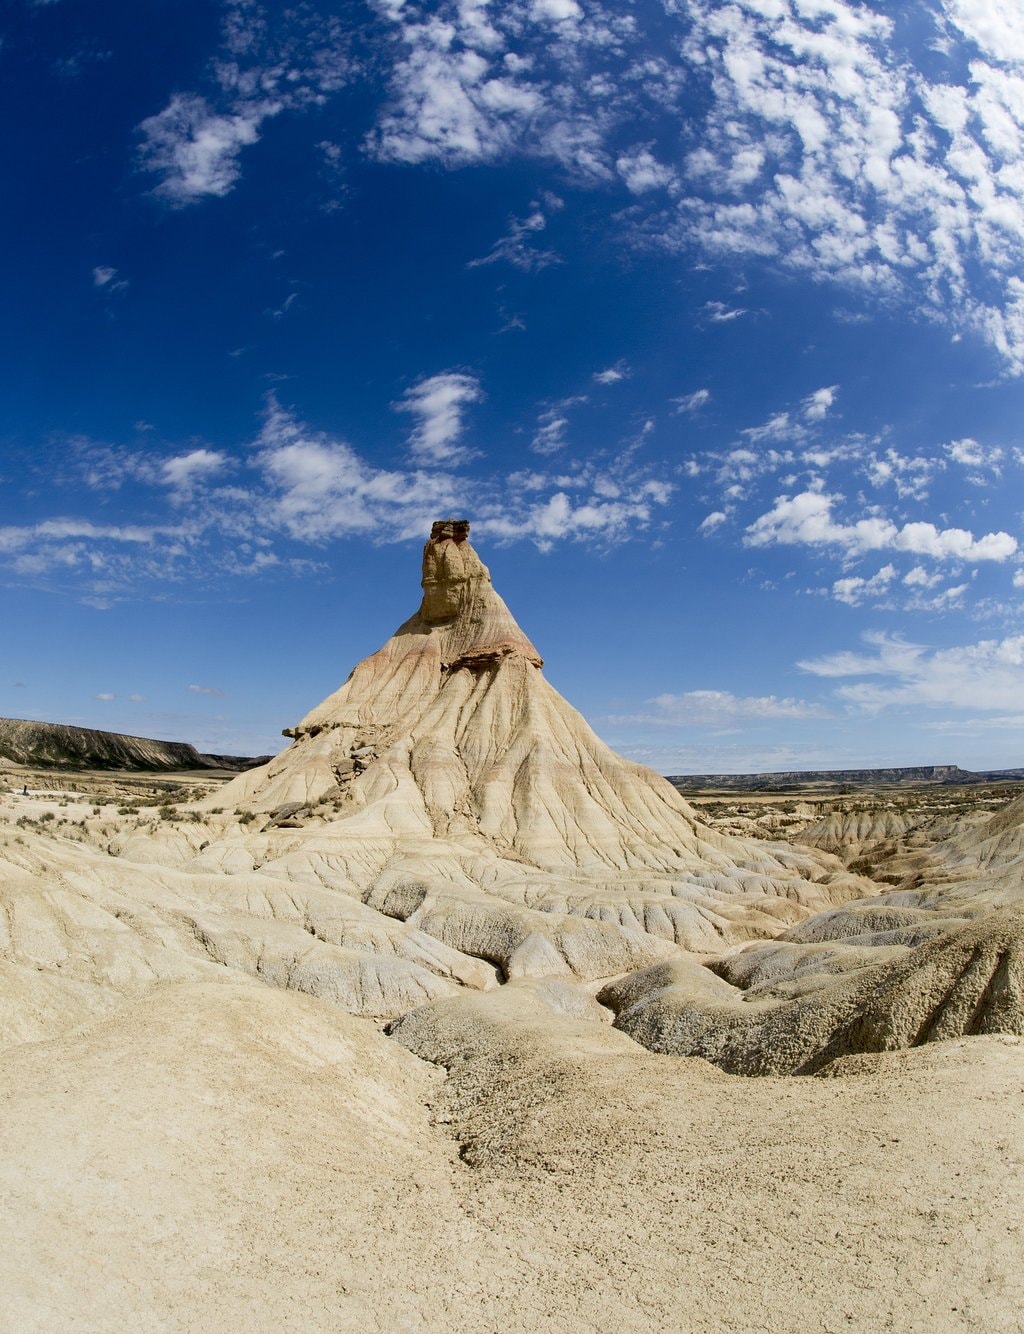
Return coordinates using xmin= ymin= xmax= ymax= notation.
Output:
xmin=1 ymin=978 xmax=1021 ymax=1333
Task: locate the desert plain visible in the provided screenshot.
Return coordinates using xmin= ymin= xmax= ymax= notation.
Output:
xmin=1 ymin=521 xmax=1023 ymax=1332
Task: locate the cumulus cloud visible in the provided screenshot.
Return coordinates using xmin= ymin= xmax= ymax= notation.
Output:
xmin=0 ymin=388 xmax=681 ymax=609
xmin=864 ymin=449 xmax=938 ymax=501
xmin=746 ymin=490 xmax=1017 ymax=562
xmin=94 ymin=692 xmax=115 ymax=702
xmin=615 ymin=147 xmax=675 ymax=194
xmin=946 ymin=437 xmax=1004 ymax=482
xmin=483 ymin=477 xmax=672 ymax=551
xmin=831 ymin=563 xmax=897 ymax=606
xmin=394 ymin=371 xmax=483 ymax=465
xmin=802 ymin=386 xmax=838 ymax=421
xmin=139 ymin=94 xmax=270 ymax=205
xmin=187 ymin=683 xmax=225 ymax=696
xmin=366 ymin=0 xmax=636 ymax=177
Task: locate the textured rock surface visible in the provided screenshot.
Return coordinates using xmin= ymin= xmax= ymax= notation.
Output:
xmin=602 ymin=905 xmax=1024 ymax=1075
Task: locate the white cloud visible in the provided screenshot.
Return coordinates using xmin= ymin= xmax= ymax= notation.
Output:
xmin=741 ymin=412 xmax=800 ymax=445
xmin=593 ymin=362 xmax=630 ymax=385
xmin=94 ymin=692 xmax=115 ymax=702
xmin=864 ymin=449 xmax=938 ymax=501
xmin=703 ymin=300 xmax=747 ymax=323
xmin=126 ymin=0 xmax=1024 ymax=370
xmin=467 ymin=205 xmax=560 ymax=270
xmin=187 ymin=683 xmax=225 ymax=697
xmin=802 ymin=385 xmax=838 ymax=421
xmin=532 ymin=0 xmax=581 ymax=23
xmin=831 ymin=563 xmax=896 ymax=606
xmin=256 ymin=400 xmax=456 ymax=541
xmin=366 ymin=0 xmax=633 ymax=177
xmin=800 ymin=631 xmax=1024 ymax=714
xmin=139 ymin=94 xmax=270 ymax=205
xmin=394 ymin=371 xmax=483 ymax=465
xmin=610 ymin=689 xmax=829 ymax=728
xmin=904 ymin=565 xmax=942 ymax=589
xmin=483 ymin=477 xmax=673 ymax=551
xmin=946 ymin=436 xmax=1003 ymax=474
xmin=668 ymin=0 xmax=1024 ymax=371
xmin=531 ymin=409 xmax=569 ymax=455
xmin=0 ymin=519 xmax=156 ymax=552
xmin=825 ymin=537 xmax=966 ymax=611
xmin=698 ymin=510 xmax=727 ymax=534
xmin=746 ymin=489 xmax=1017 ymax=562
xmin=162 ymin=449 xmax=229 ymax=494
xmin=673 ymin=388 xmax=711 ymax=414
xmin=137 ymin=6 xmax=351 ymax=205
xmin=616 ymin=147 xmax=675 ymax=194
xmin=92 ymin=265 xmax=128 ymax=295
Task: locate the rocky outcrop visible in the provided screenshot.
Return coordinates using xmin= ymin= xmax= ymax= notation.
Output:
xmin=601 ymin=905 xmax=1024 ymax=1075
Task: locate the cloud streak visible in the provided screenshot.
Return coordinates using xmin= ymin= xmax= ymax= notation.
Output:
xmin=800 ymin=631 xmax=1024 ymax=715
xmin=394 ymin=372 xmax=483 ymax=465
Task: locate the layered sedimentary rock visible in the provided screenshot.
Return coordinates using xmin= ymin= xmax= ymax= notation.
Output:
xmin=193 ymin=519 xmax=867 ymax=987
xmin=3 ymin=518 xmax=1023 ymax=1065
xmin=0 ymin=520 xmax=872 ymax=1038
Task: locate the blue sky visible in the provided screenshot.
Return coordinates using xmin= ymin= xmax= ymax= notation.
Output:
xmin=4 ymin=0 xmax=1024 ymax=773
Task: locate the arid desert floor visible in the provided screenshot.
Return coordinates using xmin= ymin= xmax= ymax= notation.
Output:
xmin=2 ymin=524 xmax=1023 ymax=1331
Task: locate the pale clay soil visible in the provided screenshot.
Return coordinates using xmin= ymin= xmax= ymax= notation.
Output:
xmin=2 ymin=525 xmax=1024 ymax=1331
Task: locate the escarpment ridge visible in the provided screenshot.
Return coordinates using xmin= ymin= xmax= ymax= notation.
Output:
xmin=0 ymin=717 xmax=267 ymax=772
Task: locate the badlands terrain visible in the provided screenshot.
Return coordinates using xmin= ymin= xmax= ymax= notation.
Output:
xmin=2 ymin=519 xmax=1023 ymax=1331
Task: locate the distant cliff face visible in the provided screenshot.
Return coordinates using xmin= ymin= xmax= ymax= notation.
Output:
xmin=669 ymin=765 xmax=1024 ymax=791
xmin=0 ymin=718 xmax=267 ymax=772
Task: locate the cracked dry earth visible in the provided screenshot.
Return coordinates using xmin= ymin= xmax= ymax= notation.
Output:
xmin=2 ymin=521 xmax=1024 ymax=1331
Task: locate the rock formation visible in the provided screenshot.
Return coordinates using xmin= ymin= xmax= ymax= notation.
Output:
xmin=194 ymin=519 xmax=867 ymax=985
xmin=3 ymin=518 xmax=1024 ymax=1328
